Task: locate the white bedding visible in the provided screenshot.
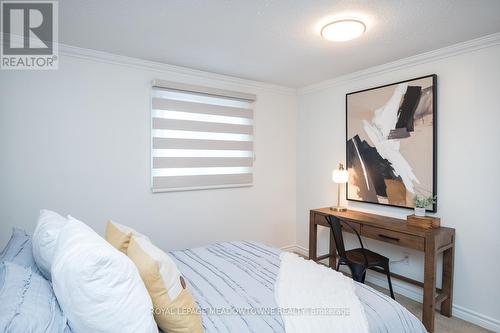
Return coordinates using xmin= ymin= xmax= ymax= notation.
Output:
xmin=170 ymin=241 xmax=428 ymax=333
xmin=275 ymin=252 xmax=369 ymax=333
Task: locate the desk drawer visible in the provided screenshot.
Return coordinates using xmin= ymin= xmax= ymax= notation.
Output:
xmin=314 ymin=214 xmax=361 ymax=234
xmin=314 ymin=213 xmax=330 ymax=227
xmin=361 ymin=225 xmax=424 ymax=251
xmin=339 ymin=220 xmax=361 ymax=234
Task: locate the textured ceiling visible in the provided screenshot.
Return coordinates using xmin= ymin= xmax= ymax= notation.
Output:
xmin=59 ymin=0 xmax=500 ymax=87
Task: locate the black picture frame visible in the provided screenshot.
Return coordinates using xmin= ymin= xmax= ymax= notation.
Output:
xmin=345 ymin=74 xmax=437 ymax=212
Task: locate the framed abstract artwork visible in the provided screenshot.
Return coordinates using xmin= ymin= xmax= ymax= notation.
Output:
xmin=346 ymin=74 xmax=437 ymax=211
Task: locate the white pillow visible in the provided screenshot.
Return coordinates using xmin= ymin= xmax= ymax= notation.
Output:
xmin=32 ymin=209 xmax=67 ymax=280
xmin=51 ymin=216 xmax=158 ymax=333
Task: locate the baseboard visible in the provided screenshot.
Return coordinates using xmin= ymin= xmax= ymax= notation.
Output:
xmin=280 ymin=245 xmax=500 ymax=332
xmin=452 ymin=306 xmax=500 ymax=333
xmin=280 ymin=244 xmax=309 ymax=257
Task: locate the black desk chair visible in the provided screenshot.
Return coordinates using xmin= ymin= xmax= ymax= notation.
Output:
xmin=326 ymin=215 xmax=395 ymax=299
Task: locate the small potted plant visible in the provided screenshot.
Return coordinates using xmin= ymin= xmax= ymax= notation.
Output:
xmin=413 ymin=195 xmax=437 ymax=217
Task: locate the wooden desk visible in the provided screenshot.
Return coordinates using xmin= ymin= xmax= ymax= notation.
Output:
xmin=309 ymin=208 xmax=455 ymax=333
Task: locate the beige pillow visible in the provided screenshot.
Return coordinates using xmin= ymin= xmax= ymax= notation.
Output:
xmin=105 ymin=220 xmax=147 ymax=253
xmin=127 ymin=236 xmax=203 ymax=333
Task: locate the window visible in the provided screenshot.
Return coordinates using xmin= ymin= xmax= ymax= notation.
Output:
xmin=151 ymin=80 xmax=256 ymax=192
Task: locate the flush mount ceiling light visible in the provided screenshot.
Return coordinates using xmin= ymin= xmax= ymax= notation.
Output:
xmin=320 ymin=19 xmax=366 ymax=42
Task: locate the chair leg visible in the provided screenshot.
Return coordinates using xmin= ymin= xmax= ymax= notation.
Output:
xmin=350 ymin=265 xmax=366 ymax=283
xmin=361 ymin=271 xmax=366 ymax=283
xmin=383 ymin=263 xmax=395 ymax=299
xmin=335 ymin=261 xmax=341 ymax=271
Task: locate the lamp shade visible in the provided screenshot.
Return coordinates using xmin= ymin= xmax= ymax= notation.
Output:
xmin=332 ymin=165 xmax=349 ymax=184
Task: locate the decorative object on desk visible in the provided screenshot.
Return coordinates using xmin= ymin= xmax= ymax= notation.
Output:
xmin=407 ymin=214 xmax=441 ymax=229
xmin=331 ymin=163 xmax=349 ymax=212
xmin=346 ymin=75 xmax=437 ymax=211
xmin=414 ymin=194 xmax=437 ymax=216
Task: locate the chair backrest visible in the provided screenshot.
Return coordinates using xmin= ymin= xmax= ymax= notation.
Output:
xmin=326 ymin=215 xmax=347 ymax=260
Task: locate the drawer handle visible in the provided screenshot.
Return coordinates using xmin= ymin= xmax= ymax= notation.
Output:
xmin=378 ymin=234 xmax=400 ymax=242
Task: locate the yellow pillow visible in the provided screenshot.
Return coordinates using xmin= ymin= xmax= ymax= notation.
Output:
xmin=127 ymin=236 xmax=203 ymax=333
xmin=105 ymin=220 xmax=147 ymax=254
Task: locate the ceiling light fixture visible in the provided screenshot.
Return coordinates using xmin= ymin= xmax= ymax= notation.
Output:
xmin=320 ymin=19 xmax=366 ymax=42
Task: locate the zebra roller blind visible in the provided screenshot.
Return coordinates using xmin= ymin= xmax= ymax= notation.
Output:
xmin=151 ymin=80 xmax=256 ymax=192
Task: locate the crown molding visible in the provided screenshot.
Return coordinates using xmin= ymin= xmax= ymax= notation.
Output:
xmin=298 ymin=32 xmax=500 ymax=95
xmin=1 ymin=33 xmax=296 ymax=95
xmin=58 ymin=43 xmax=297 ymax=95
xmin=4 ymin=31 xmax=499 ymax=97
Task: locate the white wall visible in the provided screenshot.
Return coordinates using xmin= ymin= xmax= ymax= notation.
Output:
xmin=2 ymin=35 xmax=499 ymax=331
xmin=0 ymin=50 xmax=297 ymax=252
xmin=296 ymin=43 xmax=500 ymax=329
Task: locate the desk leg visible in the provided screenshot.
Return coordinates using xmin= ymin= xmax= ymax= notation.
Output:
xmin=441 ymin=243 xmax=455 ymax=317
xmin=309 ymin=211 xmax=317 ymax=261
xmin=423 ymin=235 xmax=437 ymax=332
xmin=329 ymin=228 xmax=337 ymax=268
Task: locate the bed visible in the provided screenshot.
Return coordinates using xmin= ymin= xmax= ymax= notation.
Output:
xmin=1 ymin=224 xmax=427 ymax=333
xmin=170 ymin=241 xmax=427 ymax=333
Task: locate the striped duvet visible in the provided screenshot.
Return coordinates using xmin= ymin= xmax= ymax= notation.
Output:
xmin=169 ymin=241 xmax=427 ymax=333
